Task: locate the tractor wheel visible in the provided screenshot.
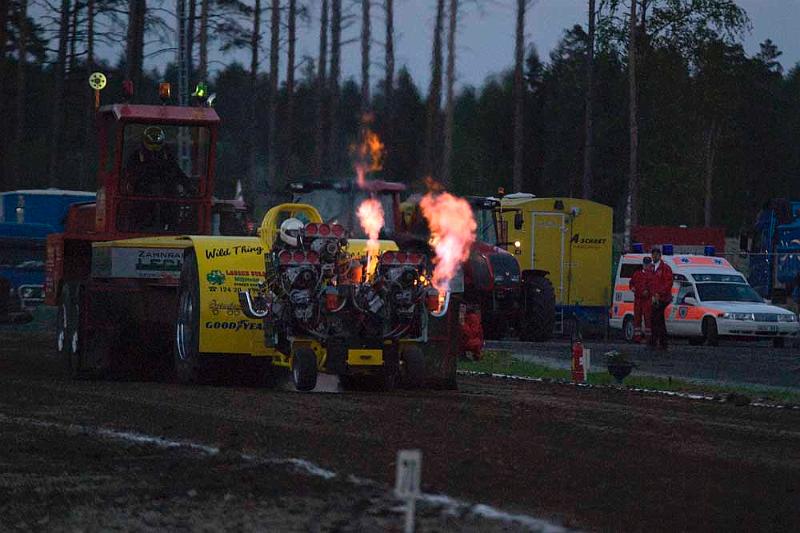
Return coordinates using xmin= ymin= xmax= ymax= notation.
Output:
xmin=59 ymin=282 xmax=86 ymax=378
xmin=174 ymin=249 xmax=207 ymax=384
xmin=291 ymin=347 xmax=318 ymax=391
xmin=703 ymin=317 xmax=719 ymax=347
xmin=622 ymin=316 xmax=635 ymax=343
xmin=400 ymin=345 xmax=425 ymax=389
xmin=56 ymin=284 xmax=70 ymax=362
xmin=519 ymin=276 xmax=556 ymax=342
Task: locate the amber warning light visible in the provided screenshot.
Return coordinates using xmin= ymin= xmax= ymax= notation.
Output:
xmin=159 ymin=82 xmax=172 ymax=103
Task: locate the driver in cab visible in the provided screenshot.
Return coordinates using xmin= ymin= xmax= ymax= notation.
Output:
xmin=123 ymin=126 xmax=190 ymax=197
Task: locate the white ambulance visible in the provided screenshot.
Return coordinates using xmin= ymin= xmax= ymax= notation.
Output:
xmin=610 ymin=253 xmax=799 ymax=347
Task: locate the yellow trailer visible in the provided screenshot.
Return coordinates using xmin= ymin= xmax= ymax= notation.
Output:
xmin=497 ymin=194 xmax=614 ymax=334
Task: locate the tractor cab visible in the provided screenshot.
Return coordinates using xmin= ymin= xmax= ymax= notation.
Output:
xmin=71 ymin=103 xmax=219 ymax=238
xmin=288 ymin=180 xmax=405 ymax=237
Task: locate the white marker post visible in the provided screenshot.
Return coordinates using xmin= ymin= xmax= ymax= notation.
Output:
xmin=395 ymin=449 xmax=422 ymax=533
xmin=583 ymin=348 xmax=591 ymax=381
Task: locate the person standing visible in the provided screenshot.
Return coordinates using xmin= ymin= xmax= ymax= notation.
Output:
xmin=629 ymin=257 xmax=654 ymax=343
xmin=649 ymin=247 xmax=674 ymax=350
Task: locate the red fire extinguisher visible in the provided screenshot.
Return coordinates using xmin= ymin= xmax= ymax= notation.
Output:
xmin=571 ymin=340 xmax=585 ymax=383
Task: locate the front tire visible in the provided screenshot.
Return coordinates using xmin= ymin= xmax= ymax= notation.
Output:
xmin=174 ymin=250 xmax=206 ymax=384
xmin=703 ymin=317 xmax=719 ymax=347
xmin=623 ymin=316 xmax=635 ymax=343
xmin=519 ymin=276 xmax=555 ymax=342
xmin=291 ymin=347 xmax=318 ymax=391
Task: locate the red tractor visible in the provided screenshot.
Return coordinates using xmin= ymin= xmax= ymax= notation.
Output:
xmin=46 ymin=98 xmax=221 ymax=377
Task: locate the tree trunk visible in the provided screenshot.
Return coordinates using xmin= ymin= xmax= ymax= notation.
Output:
xmin=284 ymin=0 xmax=296 ymax=181
xmin=197 ymin=0 xmax=209 ymax=80
xmin=266 ymin=0 xmax=281 ymax=206
xmin=703 ymin=119 xmax=719 ymax=227
xmin=327 ymin=0 xmax=341 ymax=174
xmin=440 ymin=0 xmax=458 ymax=188
xmin=246 ymin=0 xmax=261 ymax=213
xmin=512 ymin=0 xmax=526 ymax=193
xmin=582 ymin=0 xmax=595 ymax=200
xmin=313 ymin=0 xmax=328 ymax=177
xmin=83 ymin=0 xmax=95 ymax=190
xmin=125 ymin=0 xmax=146 ymax=93
xmin=384 ymin=0 xmax=394 ymax=174
xmin=48 ymin=0 xmax=72 ymax=187
xmin=360 ymin=0 xmax=370 ymax=114
xmin=68 ymin=0 xmax=80 ymax=74
xmin=11 ymin=0 xmax=28 ymax=189
xmin=187 ymin=0 xmax=196 ymax=82
xmin=623 ymin=0 xmax=638 ymax=250
xmin=0 ymin=0 xmax=9 ymax=190
xmin=423 ymin=0 xmax=445 ymax=180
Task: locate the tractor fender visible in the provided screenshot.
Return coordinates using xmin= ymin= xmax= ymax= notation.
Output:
xmin=183 ymin=235 xmax=271 ymax=356
xmin=521 ymin=269 xmax=550 ymax=283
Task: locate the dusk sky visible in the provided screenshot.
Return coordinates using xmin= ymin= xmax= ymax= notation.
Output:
xmin=132 ymin=0 xmax=800 ymax=90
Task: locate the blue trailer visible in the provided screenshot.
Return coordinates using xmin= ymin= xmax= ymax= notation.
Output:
xmin=746 ymin=199 xmax=800 ymax=301
xmin=0 ymin=189 xmax=96 ymax=229
xmin=0 ymin=190 xmax=95 ymax=312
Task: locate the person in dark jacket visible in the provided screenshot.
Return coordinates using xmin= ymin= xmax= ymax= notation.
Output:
xmin=649 ymin=247 xmax=674 ymax=350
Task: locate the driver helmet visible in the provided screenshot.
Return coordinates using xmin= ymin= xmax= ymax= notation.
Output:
xmin=279 ymin=218 xmax=304 ymax=247
xmin=143 ymin=126 xmax=165 ymax=152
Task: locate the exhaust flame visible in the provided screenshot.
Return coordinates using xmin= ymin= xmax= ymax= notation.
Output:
xmin=356 ymin=197 xmax=385 ymax=276
xmin=352 ymin=122 xmax=387 ymax=276
xmin=352 ymin=125 xmax=385 ymax=187
xmin=420 ymin=190 xmax=477 ymax=294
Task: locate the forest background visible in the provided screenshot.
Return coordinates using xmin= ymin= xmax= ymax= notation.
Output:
xmin=1 ymin=0 xmax=798 ymax=233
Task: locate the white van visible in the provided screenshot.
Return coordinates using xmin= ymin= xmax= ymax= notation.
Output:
xmin=610 ymin=253 xmax=799 ymax=347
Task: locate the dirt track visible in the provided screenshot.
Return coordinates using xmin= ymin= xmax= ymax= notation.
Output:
xmin=1 ymin=330 xmax=800 ymax=532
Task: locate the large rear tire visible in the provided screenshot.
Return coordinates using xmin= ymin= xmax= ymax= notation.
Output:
xmin=58 ymin=282 xmax=86 ymax=378
xmin=174 ymin=249 xmax=207 ymax=384
xmin=519 ymin=276 xmax=556 ymax=342
xmin=56 ymin=284 xmax=70 ymax=362
xmin=291 ymin=347 xmax=318 ymax=391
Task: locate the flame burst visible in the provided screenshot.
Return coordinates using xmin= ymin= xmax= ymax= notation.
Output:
xmin=353 ymin=123 xmax=387 ymax=276
xmin=352 ymin=126 xmax=385 ymax=187
xmin=356 ymin=197 xmax=385 ymax=275
xmin=420 ymin=191 xmax=477 ymax=294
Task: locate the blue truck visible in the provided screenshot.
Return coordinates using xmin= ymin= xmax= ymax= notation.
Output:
xmin=745 ymin=199 xmax=800 ymax=301
xmin=0 ymin=190 xmax=95 ymax=314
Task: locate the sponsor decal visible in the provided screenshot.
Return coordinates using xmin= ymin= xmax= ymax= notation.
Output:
xmin=206 ymin=270 xmax=226 ymax=285
xmin=204 ymin=320 xmax=262 ymax=331
xmin=136 ymin=250 xmax=182 ymax=272
xmin=209 ymin=299 xmax=240 ymax=317
xmin=204 ymin=245 xmax=264 ymax=260
xmin=570 ymin=233 xmax=607 ymax=246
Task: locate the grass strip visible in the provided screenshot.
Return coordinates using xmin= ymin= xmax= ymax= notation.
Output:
xmin=459 ymin=350 xmax=800 ymax=405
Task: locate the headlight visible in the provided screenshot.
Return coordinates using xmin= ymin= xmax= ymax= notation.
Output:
xmin=510 ymin=275 xmax=520 ymax=283
xmin=721 ymin=312 xmax=755 ymax=320
xmin=777 ymin=314 xmax=798 ymax=323
xmin=494 ymin=275 xmax=505 ymax=283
